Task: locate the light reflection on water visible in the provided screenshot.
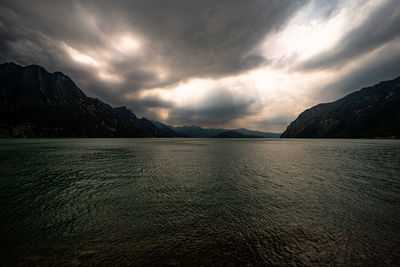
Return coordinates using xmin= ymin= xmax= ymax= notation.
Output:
xmin=0 ymin=138 xmax=399 ymax=265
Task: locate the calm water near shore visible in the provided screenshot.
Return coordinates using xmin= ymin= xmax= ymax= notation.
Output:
xmin=0 ymin=138 xmax=399 ymax=265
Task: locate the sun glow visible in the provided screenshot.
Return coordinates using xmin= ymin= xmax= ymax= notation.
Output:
xmin=112 ymin=34 xmax=140 ymax=55
xmin=62 ymin=42 xmax=125 ymax=84
xmin=62 ymin=42 xmax=98 ymax=66
xmin=259 ymin=0 xmax=389 ymax=65
xmin=54 ymin=0 xmax=394 ymax=131
xmin=98 ymin=71 xmax=124 ymax=84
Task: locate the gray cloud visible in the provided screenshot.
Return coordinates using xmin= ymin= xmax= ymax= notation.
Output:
xmin=309 ymin=0 xmax=342 ymax=20
xmin=0 ymin=0 xmax=306 ymax=78
xmin=0 ymin=0 xmax=306 ymax=121
xmin=0 ymin=0 xmax=398 ymax=130
xmin=301 ymin=0 xmax=400 ymax=70
xmin=166 ymin=88 xmax=257 ymax=126
xmin=318 ymin=42 xmax=400 ymax=101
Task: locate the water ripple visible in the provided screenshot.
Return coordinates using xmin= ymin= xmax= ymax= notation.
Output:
xmin=0 ymin=138 xmax=399 ymax=265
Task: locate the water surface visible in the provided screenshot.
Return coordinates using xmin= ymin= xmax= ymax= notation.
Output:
xmin=0 ymin=138 xmax=399 ymax=265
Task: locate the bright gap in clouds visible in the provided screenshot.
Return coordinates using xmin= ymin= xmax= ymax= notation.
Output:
xmin=137 ymin=0 xmax=388 ymax=132
xmin=62 ymin=42 xmax=98 ymax=66
xmin=33 ymin=0 xmax=396 ymax=132
xmin=258 ymin=0 xmax=388 ymax=64
xmin=134 ymin=66 xmax=336 ymax=132
xmin=61 ymin=37 xmax=139 ymax=84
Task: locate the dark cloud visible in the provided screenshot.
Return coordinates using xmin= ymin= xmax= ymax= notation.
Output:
xmin=301 ymin=0 xmax=400 ymax=70
xmin=0 ymin=0 xmax=306 ymax=80
xmin=0 ymin=0 xmax=306 ymax=122
xmin=165 ymin=88 xmax=257 ymax=126
xmin=0 ymin=0 xmax=398 ymax=130
xmin=318 ymin=43 xmax=400 ymax=101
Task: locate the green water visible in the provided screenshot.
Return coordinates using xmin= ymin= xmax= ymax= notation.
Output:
xmin=0 ymin=138 xmax=399 ymax=265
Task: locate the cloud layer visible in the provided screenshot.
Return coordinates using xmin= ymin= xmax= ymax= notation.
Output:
xmin=0 ymin=0 xmax=399 ymax=132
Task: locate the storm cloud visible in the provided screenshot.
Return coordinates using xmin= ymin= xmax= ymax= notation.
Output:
xmin=301 ymin=0 xmax=400 ymax=70
xmin=0 ymin=0 xmax=399 ymax=131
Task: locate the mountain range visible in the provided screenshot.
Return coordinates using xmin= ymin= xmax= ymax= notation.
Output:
xmin=0 ymin=62 xmax=279 ymax=138
xmin=281 ymin=76 xmax=400 ymax=138
xmin=2 ymin=62 xmax=398 ymax=139
xmin=0 ymin=62 xmax=164 ymax=137
xmin=152 ymin=122 xmax=281 ymax=138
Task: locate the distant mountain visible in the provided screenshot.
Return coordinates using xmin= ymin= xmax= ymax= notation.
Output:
xmin=166 ymin=124 xmax=280 ymax=138
xmin=214 ymin=130 xmax=258 ymax=138
xmin=151 ymin=121 xmax=187 ymax=137
xmin=170 ymin=125 xmax=225 ymax=138
xmin=234 ymin=128 xmax=281 ymax=138
xmin=0 ymin=62 xmax=165 ymax=137
xmin=281 ymin=76 xmax=400 ymax=138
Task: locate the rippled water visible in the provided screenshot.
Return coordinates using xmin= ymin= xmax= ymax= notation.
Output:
xmin=0 ymin=138 xmax=399 ymax=266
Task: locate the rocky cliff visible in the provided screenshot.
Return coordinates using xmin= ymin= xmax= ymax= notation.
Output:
xmin=281 ymin=77 xmax=400 ymax=138
xmin=0 ymin=62 xmax=164 ymax=137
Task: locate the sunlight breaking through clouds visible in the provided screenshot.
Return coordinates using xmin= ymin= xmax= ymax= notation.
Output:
xmin=62 ymin=42 xmax=125 ymax=84
xmin=1 ymin=0 xmax=399 ymax=132
xmin=258 ymin=0 xmax=390 ymax=66
xmin=112 ymin=34 xmax=141 ymax=55
xmin=62 ymin=42 xmax=98 ymax=66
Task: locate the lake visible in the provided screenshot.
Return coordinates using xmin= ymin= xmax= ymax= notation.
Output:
xmin=0 ymin=138 xmax=399 ymax=265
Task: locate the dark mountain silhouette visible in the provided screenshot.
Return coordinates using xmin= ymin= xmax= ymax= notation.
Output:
xmin=281 ymin=76 xmax=400 ymax=138
xmin=234 ymin=128 xmax=280 ymax=138
xmin=151 ymin=121 xmax=187 ymax=137
xmin=170 ymin=125 xmax=225 ymax=138
xmin=167 ymin=125 xmax=280 ymax=138
xmin=214 ymin=130 xmax=258 ymax=138
xmin=0 ymin=62 xmax=165 ymax=137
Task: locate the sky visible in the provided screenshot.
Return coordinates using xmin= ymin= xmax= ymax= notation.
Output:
xmin=0 ymin=0 xmax=399 ymax=132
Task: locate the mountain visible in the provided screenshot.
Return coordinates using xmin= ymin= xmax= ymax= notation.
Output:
xmin=214 ymin=130 xmax=258 ymax=138
xmin=167 ymin=125 xmax=280 ymax=138
xmin=151 ymin=121 xmax=187 ymax=137
xmin=235 ymin=128 xmax=281 ymax=138
xmin=0 ymin=62 xmax=165 ymax=137
xmin=170 ymin=125 xmax=225 ymax=138
xmin=281 ymin=76 xmax=400 ymax=138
